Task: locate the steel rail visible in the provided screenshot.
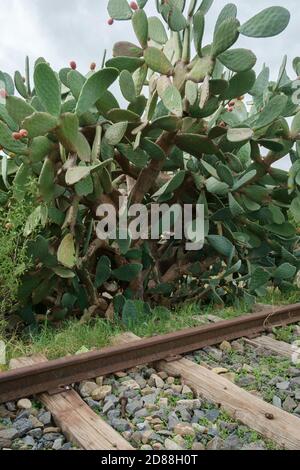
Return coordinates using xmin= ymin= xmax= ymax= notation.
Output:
xmin=1 ymin=303 xmax=300 ymax=403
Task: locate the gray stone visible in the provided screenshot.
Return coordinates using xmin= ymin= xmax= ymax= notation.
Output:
xmin=133 ymin=374 xmax=147 ymax=389
xmin=268 ymin=376 xmax=283 ymax=386
xmin=142 ymin=394 xmax=157 ymax=406
xmin=289 ymin=367 xmax=300 ymax=377
xmin=84 ymin=398 xmax=102 ymax=410
xmin=182 ymin=385 xmax=193 ymax=395
xmin=295 ymin=391 xmax=300 ymax=400
xmin=237 ymin=375 xmax=256 ymax=387
xmin=206 ymin=437 xmax=225 ymax=450
xmin=151 ymin=408 xmax=168 ymax=421
xmin=6 ymin=402 xmax=16 ymax=412
xmin=16 ymin=410 xmax=31 ymax=420
xmin=223 ymin=435 xmax=242 ymax=450
xmin=272 ymin=396 xmax=282 ymax=408
xmin=38 ymin=411 xmax=51 ymax=426
xmin=291 ymin=377 xmax=300 ymax=387
xmin=242 ymin=441 xmax=266 ymax=451
xmin=79 ymin=381 xmax=98 ymax=398
xmin=205 ymin=409 xmax=220 ymax=422
xmin=52 ymin=438 xmax=64 ymax=450
xmin=23 ymin=435 xmax=35 ymax=447
xmin=276 ymin=381 xmax=290 ymax=391
xmin=126 ymin=400 xmax=143 ymax=416
xmin=134 ymin=409 xmax=149 ymax=419
xmin=149 ymin=374 xmax=165 ymax=388
xmin=137 ymin=422 xmax=151 ymax=431
xmin=283 ymin=396 xmax=297 ymax=412
xmin=14 ymin=418 xmax=33 ymax=436
xmin=61 ymin=443 xmax=73 ymax=450
xmin=141 ymin=445 xmax=152 ymax=450
xmin=29 ymin=428 xmax=43 ymax=439
xmin=103 ymin=400 xmax=115 ymax=414
xmin=192 ymin=410 xmax=205 ymax=423
xmin=104 ymin=394 xmax=119 ymax=405
xmin=177 ymin=407 xmax=192 ymax=422
xmin=171 ymin=384 xmax=183 ymax=394
xmin=208 ymin=427 xmax=219 ymax=438
xmin=192 ymin=423 xmax=207 ymax=434
xmin=0 ymin=428 xmax=19 ymax=440
xmin=176 ymin=399 xmax=201 ymax=410
xmin=168 ymin=412 xmax=180 ymax=430
xmin=158 ymin=398 xmax=168 ymax=407
xmin=165 ymin=438 xmax=184 ymax=450
xmin=204 ymin=346 xmax=223 ymax=361
xmin=111 ymin=418 xmax=131 ymax=433
xmin=120 ymin=379 xmax=140 ymax=391
xmin=150 ymin=433 xmax=165 ymax=444
xmin=107 ymin=409 xmax=121 ymax=420
xmin=122 ymin=389 xmax=140 ymax=399
xmin=131 ymin=431 xmax=142 ymax=444
xmin=219 ymin=421 xmax=238 ymax=432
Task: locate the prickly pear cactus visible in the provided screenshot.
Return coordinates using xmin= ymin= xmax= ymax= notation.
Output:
xmin=0 ymin=0 xmax=299 ymax=325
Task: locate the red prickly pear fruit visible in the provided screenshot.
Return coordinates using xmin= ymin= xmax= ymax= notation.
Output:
xmin=12 ymin=132 xmax=22 ymax=140
xmin=219 ymin=121 xmax=226 ymax=128
xmin=229 ymin=100 xmax=235 ymax=107
xmin=0 ymin=89 xmax=7 ymax=99
xmin=19 ymin=129 xmax=28 ymax=138
xmin=90 ymin=62 xmax=96 ymax=71
xmin=130 ymin=1 xmax=138 ymax=10
xmin=107 ymin=18 xmax=114 ymax=26
xmin=70 ymin=61 xmax=77 ymax=70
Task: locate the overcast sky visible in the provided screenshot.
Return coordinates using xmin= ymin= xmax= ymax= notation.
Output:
xmin=0 ymin=0 xmax=298 ymax=169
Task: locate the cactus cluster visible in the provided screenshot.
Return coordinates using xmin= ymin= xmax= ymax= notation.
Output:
xmin=0 ymin=0 xmax=299 ymax=325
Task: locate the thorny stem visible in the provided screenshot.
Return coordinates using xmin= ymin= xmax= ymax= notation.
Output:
xmin=129 ymin=131 xmax=177 ymax=205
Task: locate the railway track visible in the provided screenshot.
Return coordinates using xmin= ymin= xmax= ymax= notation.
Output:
xmin=0 ymin=303 xmax=300 ymax=451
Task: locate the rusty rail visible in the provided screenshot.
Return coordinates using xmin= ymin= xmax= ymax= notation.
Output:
xmin=1 ymin=303 xmax=300 ymax=403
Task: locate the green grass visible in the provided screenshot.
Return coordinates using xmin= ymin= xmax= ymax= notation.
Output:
xmin=0 ymin=181 xmax=39 ymax=331
xmin=3 ymin=318 xmax=122 ymax=362
xmin=272 ymin=325 xmax=297 ymax=344
xmin=1 ymin=287 xmax=299 ymax=364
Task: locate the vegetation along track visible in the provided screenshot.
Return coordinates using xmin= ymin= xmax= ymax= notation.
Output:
xmin=0 ymin=304 xmax=300 ymax=450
